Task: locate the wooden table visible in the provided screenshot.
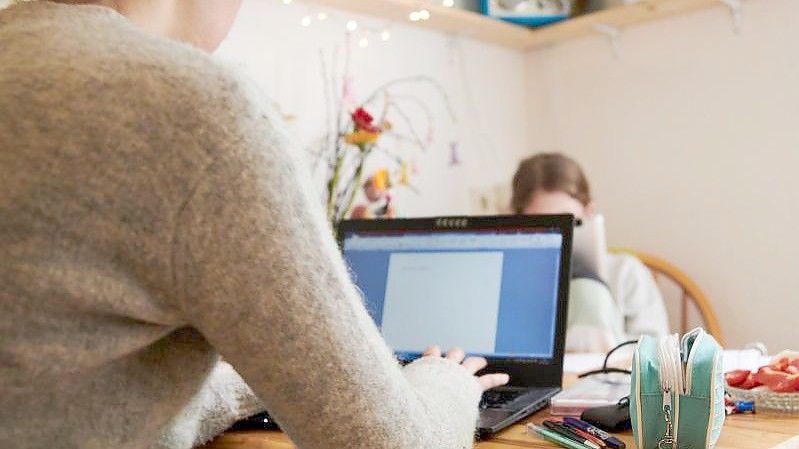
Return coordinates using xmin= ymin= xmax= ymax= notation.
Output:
xmin=205 ymin=405 xmax=799 ymax=449
xmin=205 ymin=372 xmax=799 ymax=449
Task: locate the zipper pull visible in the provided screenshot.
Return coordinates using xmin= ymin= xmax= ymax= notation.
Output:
xmin=658 ymin=390 xmax=675 ymax=449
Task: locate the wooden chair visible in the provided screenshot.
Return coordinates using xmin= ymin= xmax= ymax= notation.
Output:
xmin=611 ymin=248 xmax=724 ymax=346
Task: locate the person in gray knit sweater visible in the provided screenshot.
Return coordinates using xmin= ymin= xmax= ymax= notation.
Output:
xmin=0 ymin=1 xmax=509 ymax=449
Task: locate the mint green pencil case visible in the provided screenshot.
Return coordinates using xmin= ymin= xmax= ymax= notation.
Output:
xmin=630 ymin=328 xmax=725 ymax=449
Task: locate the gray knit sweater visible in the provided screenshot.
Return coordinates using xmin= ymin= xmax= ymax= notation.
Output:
xmin=0 ymin=2 xmax=481 ymax=448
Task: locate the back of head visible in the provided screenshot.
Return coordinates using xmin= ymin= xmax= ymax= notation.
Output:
xmin=510 ymin=152 xmax=592 ymax=214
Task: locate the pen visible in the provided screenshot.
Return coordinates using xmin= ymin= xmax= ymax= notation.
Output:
xmin=527 ymin=423 xmax=594 ymax=449
xmin=560 ymin=422 xmax=607 ymax=448
xmin=543 ymin=421 xmax=601 ymax=449
xmin=563 ymin=418 xmax=626 ymax=449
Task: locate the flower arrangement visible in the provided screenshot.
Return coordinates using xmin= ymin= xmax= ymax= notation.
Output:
xmin=314 ymin=66 xmax=454 ymax=225
xmin=309 ymin=33 xmax=456 ymax=225
xmin=325 ymin=105 xmax=390 ymax=222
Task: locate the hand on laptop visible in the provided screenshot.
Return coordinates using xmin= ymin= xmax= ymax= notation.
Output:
xmin=423 ymin=345 xmax=509 ymax=391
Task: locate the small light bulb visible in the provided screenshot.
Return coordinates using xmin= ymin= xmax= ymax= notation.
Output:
xmin=316 ymin=12 xmax=328 ymax=21
xmin=443 ymin=0 xmax=455 ymax=6
xmin=282 ymin=0 xmax=292 ymax=4
xmin=409 ymin=11 xmax=420 ymax=21
xmin=359 ymin=37 xmax=369 ymax=48
xmin=380 ymin=29 xmax=391 ymax=41
xmin=301 ymin=15 xmax=312 ymax=27
xmin=346 ymin=20 xmax=358 ymax=31
xmin=419 ymin=9 xmax=431 ymax=20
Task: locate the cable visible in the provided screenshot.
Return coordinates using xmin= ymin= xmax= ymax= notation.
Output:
xmin=602 ymin=339 xmax=638 ymax=371
xmin=577 ymin=339 xmax=638 ymax=379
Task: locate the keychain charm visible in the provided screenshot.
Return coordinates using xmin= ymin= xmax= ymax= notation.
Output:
xmin=658 ymin=392 xmax=675 ymax=449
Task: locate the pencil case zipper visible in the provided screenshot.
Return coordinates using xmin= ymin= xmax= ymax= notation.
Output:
xmin=655 ymin=329 xmax=706 ymax=449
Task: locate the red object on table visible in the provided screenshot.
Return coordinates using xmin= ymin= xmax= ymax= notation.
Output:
xmin=725 ymin=370 xmax=749 ymax=387
xmin=726 ymin=354 xmax=799 ymax=392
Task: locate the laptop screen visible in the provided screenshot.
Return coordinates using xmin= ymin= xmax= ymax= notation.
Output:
xmin=341 ymin=226 xmax=564 ymax=361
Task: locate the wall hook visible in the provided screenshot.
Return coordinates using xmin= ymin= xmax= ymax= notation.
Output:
xmin=720 ymin=0 xmax=742 ymax=34
xmin=592 ymin=23 xmax=621 ymax=59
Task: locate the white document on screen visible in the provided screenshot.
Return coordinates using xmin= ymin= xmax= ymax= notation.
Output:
xmin=380 ymin=251 xmax=504 ymax=355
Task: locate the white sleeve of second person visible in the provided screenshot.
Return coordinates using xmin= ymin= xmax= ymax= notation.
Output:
xmin=606 ymin=253 xmax=670 ymax=339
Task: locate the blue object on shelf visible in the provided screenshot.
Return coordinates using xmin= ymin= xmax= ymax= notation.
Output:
xmin=480 ymin=0 xmax=569 ymax=27
xmin=499 ymin=15 xmax=567 ymax=26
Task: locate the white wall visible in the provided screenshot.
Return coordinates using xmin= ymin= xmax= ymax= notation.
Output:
xmin=525 ymin=0 xmax=799 ymax=350
xmin=6 ymin=0 xmax=790 ymax=349
xmin=217 ymin=0 xmax=530 ymax=217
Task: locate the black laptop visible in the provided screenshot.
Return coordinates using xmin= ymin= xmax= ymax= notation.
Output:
xmin=337 ymin=214 xmax=574 ymax=436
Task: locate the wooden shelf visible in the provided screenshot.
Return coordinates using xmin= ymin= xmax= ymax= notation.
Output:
xmin=304 ymin=0 xmax=729 ymax=51
xmin=304 ymin=0 xmax=537 ymax=50
xmin=525 ymin=0 xmax=725 ymax=50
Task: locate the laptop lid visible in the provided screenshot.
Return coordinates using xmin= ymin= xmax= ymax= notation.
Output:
xmin=337 ymin=215 xmax=574 ymax=388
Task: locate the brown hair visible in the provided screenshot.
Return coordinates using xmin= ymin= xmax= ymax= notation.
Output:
xmin=510 ymin=153 xmax=592 ymax=213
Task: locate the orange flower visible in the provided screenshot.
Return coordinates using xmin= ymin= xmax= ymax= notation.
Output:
xmin=345 ymin=130 xmax=380 ymax=146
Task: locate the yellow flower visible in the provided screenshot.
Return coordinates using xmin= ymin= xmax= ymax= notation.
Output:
xmin=399 ymin=161 xmax=409 ymax=186
xmin=373 ymin=168 xmax=390 ymax=192
xmin=345 ymin=130 xmax=381 ymax=146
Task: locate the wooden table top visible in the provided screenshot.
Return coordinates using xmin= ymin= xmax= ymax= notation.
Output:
xmin=205 ymin=372 xmax=799 ymax=449
xmin=204 ymin=405 xmax=799 ymax=449
xmin=204 ymin=409 xmax=799 ymax=449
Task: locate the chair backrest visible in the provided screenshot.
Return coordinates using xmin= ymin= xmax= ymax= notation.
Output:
xmin=611 ymin=248 xmax=724 ymax=346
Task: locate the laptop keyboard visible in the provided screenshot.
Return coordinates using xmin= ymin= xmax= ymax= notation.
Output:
xmin=479 ymin=387 xmax=558 ymax=410
xmin=479 ymin=389 xmax=526 ymax=409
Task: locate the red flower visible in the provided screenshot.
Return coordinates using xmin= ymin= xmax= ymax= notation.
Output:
xmin=352 ymin=107 xmax=379 ymax=133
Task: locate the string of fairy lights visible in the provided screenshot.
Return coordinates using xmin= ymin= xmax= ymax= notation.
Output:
xmin=282 ymin=0 xmax=458 ymax=48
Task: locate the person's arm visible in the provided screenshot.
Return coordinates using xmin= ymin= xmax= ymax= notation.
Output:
xmin=565 ymin=278 xmax=625 ymax=353
xmin=170 ymin=82 xmax=497 ymax=449
xmin=617 ymin=256 xmax=670 ymax=338
xmin=153 ymin=360 xmax=263 ymax=449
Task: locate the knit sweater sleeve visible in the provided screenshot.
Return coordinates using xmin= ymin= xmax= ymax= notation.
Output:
xmin=171 ymin=77 xmax=481 ymax=449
